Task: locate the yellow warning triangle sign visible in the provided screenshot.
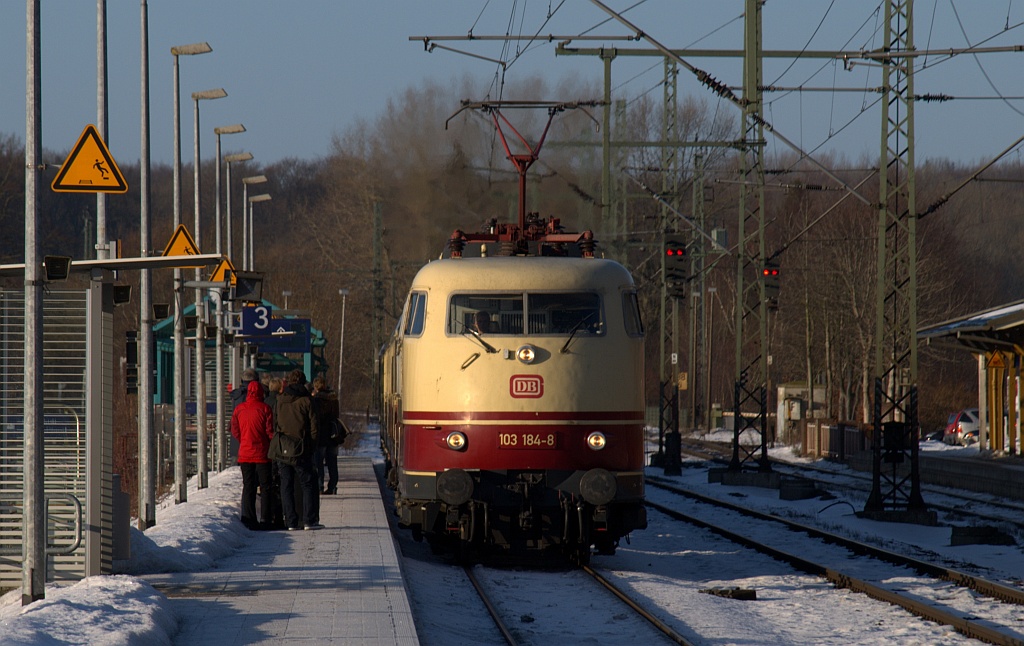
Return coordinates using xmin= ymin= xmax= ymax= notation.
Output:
xmin=51 ymin=124 xmax=128 ymax=193
xmin=209 ymin=258 xmax=237 ymax=285
xmin=988 ymin=352 xmax=1006 ymax=369
xmin=162 ymin=223 xmax=202 ymax=257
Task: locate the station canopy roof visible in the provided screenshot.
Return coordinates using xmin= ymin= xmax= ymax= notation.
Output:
xmin=918 ymin=299 xmax=1024 ymax=354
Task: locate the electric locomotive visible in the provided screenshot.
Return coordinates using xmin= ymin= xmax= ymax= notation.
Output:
xmin=379 ymin=221 xmax=647 ymax=565
xmin=379 ymin=101 xmax=647 ymax=564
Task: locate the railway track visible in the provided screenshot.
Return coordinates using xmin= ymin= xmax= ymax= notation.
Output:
xmin=646 ymin=479 xmax=1024 ymax=644
xmin=679 ymin=439 xmax=1024 ymax=532
xmin=462 ymin=564 xmax=693 ymax=646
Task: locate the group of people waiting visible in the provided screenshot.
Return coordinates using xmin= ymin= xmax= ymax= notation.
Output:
xmin=229 ymin=367 xmax=344 ymax=531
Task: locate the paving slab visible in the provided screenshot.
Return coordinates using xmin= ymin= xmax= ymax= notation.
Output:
xmin=143 ymin=457 xmax=419 ymax=645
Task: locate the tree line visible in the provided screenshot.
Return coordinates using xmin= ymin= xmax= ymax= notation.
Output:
xmin=0 ymin=75 xmax=1017 ymax=507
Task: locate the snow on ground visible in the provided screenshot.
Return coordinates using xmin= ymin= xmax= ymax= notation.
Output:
xmin=0 ymin=426 xmax=1020 ymax=645
xmin=0 ymin=431 xmax=383 ymax=645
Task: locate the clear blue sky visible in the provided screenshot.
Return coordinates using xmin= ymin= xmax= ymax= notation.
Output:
xmin=1 ymin=1 xmax=1023 ymax=168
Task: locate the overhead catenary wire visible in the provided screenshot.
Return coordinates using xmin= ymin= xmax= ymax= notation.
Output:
xmin=585 ymin=0 xmax=875 ymax=208
xmin=949 ymin=0 xmax=1024 ymax=118
xmin=919 ymin=131 xmax=1024 ymax=219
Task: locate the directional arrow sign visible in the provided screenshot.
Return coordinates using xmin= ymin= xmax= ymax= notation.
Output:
xmin=255 ymin=319 xmax=311 ymax=354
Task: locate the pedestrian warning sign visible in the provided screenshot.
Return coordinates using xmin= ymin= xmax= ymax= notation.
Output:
xmin=209 ymin=258 xmax=237 ymax=285
xmin=51 ymin=124 xmax=128 ymax=193
xmin=162 ymin=224 xmax=202 ymax=257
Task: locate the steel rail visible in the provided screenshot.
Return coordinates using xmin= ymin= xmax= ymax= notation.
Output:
xmin=678 ymin=438 xmax=1024 ymax=529
xmin=582 ymin=565 xmax=694 ymax=646
xmin=762 ymin=459 xmax=1024 ymax=532
xmin=647 ymin=477 xmax=1024 ymax=605
xmin=463 ymin=565 xmax=519 ymax=646
xmin=646 ymin=498 xmax=1024 ymax=645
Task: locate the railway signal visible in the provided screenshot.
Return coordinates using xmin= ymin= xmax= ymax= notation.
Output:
xmin=664 ymin=235 xmax=687 ymax=264
xmin=763 ymin=261 xmax=780 ymax=310
xmin=664 ymin=235 xmax=688 ymax=299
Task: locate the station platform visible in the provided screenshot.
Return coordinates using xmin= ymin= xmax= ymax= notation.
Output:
xmin=141 ymin=457 xmax=420 ymax=645
xmin=848 ymin=449 xmax=1024 ymax=502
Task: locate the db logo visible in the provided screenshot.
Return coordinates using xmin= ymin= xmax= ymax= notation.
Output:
xmin=510 ymin=375 xmax=544 ymax=399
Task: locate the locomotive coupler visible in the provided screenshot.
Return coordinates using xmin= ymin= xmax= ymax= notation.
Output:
xmin=518 ymin=508 xmax=534 ymax=531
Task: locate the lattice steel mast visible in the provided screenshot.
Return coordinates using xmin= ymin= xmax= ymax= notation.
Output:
xmin=864 ymin=0 xmax=929 ymax=519
xmin=729 ymin=0 xmax=770 ymax=471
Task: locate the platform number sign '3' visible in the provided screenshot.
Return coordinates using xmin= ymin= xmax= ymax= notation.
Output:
xmin=241 ymin=305 xmax=272 ymax=336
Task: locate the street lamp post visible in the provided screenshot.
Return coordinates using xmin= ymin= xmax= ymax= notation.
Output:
xmin=213 ymin=125 xmax=244 ymax=472
xmin=138 ymin=0 xmax=155 ymax=531
xmin=224 ymin=153 xmax=253 ymax=266
xmin=241 ymin=175 xmax=267 ymax=272
xmin=192 ymin=88 xmax=227 ymax=490
xmin=337 ymin=288 xmax=349 ymax=406
xmin=170 ymin=40 xmax=211 ymax=505
xmin=248 ymin=193 xmax=272 ymax=273
xmin=214 ymin=125 xmax=244 ymax=256
xmin=247 ymin=192 xmax=271 ymax=369
xmin=282 ymin=290 xmax=292 ymax=310
xmin=223 ymin=152 xmax=252 ymax=391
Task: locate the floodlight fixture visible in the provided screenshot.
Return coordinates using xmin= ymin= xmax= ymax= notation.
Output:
xmin=230 ymin=270 xmax=264 ymax=303
xmin=170 ymin=42 xmax=212 ymax=56
xmin=43 ymin=256 xmax=72 ymax=282
xmin=192 ymin=88 xmax=227 ymax=101
xmin=214 ymin=124 xmax=245 ymax=136
xmin=112 ymin=285 xmax=133 ymax=305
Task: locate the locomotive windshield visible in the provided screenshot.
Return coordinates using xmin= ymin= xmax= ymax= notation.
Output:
xmin=448 ymin=293 xmax=603 ymax=336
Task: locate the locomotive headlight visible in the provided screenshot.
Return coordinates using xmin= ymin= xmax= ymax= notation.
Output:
xmin=516 ymin=345 xmax=536 ymax=364
xmin=445 ymin=431 xmax=468 ymax=451
xmin=586 ymin=431 xmax=607 ymax=451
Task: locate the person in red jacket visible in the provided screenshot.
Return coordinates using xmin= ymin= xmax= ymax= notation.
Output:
xmin=230 ymin=379 xmax=275 ymax=530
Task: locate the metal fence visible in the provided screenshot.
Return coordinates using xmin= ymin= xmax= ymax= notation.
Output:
xmin=0 ymin=290 xmax=90 ymax=589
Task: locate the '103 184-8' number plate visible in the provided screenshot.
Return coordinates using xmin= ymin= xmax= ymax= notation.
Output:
xmin=497 ymin=432 xmax=559 ymax=449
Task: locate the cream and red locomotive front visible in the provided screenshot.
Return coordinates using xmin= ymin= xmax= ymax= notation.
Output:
xmin=379 ymin=218 xmax=647 ymax=564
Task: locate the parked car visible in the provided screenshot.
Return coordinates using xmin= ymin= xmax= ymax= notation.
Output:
xmin=942 ymin=408 xmax=980 ymax=446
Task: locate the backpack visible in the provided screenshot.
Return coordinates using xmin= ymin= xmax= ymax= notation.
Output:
xmin=327 ymin=419 xmax=349 ymax=445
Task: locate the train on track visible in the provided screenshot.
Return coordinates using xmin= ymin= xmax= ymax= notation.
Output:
xmin=379 ymin=228 xmax=647 ymax=564
xmin=378 ymin=100 xmax=647 ymax=565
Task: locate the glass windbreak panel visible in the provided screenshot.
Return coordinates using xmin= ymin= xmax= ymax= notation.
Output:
xmin=622 ymin=291 xmax=644 ymax=337
xmin=448 ymin=294 xmax=524 ymax=335
xmin=403 ymin=291 xmax=427 ymax=336
xmin=527 ymin=293 xmax=603 ymax=335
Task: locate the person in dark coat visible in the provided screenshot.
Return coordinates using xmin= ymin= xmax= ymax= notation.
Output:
xmin=230 ymin=380 xmax=274 ymax=530
xmin=231 ymin=367 xmax=261 ymax=411
xmin=311 ymin=376 xmax=341 ymax=495
xmin=274 ymin=369 xmax=322 ymax=530
xmin=262 ymin=377 xmax=285 ymax=529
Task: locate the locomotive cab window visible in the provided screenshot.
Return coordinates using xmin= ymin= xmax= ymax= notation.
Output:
xmin=403 ymin=291 xmax=427 ymax=337
xmin=622 ymin=290 xmax=644 ymax=337
xmin=527 ymin=293 xmax=602 ymax=335
xmin=448 ymin=293 xmax=603 ymax=336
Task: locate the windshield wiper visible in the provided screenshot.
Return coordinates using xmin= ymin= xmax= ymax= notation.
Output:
xmin=561 ymin=313 xmax=596 ymax=354
xmin=459 ymin=322 xmax=498 ymax=354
